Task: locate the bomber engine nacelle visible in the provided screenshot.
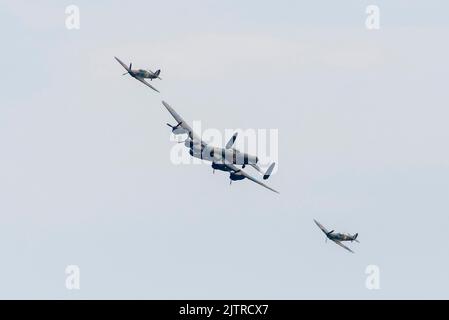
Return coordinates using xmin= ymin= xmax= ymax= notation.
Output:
xmin=189 ymin=147 xmax=203 ymax=159
xmin=211 ymin=162 xmax=231 ymax=173
xmin=185 ymin=138 xmax=194 ymax=148
xmin=189 ymin=144 xmax=212 ymax=160
xmin=230 ymin=172 xmax=245 ymax=181
xmin=184 ymin=138 xmax=202 ymax=149
xmin=167 ymin=121 xmax=189 ymax=135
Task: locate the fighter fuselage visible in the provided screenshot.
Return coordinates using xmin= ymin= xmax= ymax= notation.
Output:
xmin=328 ymin=233 xmax=357 ymax=242
xmin=130 ymin=69 xmax=158 ymax=79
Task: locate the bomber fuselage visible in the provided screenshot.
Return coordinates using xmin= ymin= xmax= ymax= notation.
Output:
xmin=186 ymin=141 xmax=258 ymax=167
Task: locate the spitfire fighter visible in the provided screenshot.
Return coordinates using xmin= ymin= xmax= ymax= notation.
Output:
xmin=162 ymin=101 xmax=279 ymax=193
xmin=314 ymin=219 xmax=359 ymax=253
xmin=115 ymin=56 xmax=162 ymax=92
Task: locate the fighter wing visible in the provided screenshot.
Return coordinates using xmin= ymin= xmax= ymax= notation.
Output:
xmin=162 ymin=101 xmax=202 ymax=144
xmin=313 ymin=219 xmax=329 ymax=234
xmin=135 ymin=77 xmax=160 ymax=93
xmin=114 ymin=56 xmax=130 ymax=72
xmin=332 ymin=240 xmax=354 ymax=253
xmin=223 ymin=161 xmax=279 ymax=194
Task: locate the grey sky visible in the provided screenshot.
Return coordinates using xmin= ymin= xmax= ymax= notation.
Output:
xmin=1 ymin=1 xmax=449 ymax=299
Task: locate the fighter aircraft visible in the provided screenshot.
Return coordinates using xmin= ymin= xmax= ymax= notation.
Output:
xmin=314 ymin=219 xmax=359 ymax=253
xmin=162 ymin=101 xmax=279 ymax=194
xmin=114 ymin=57 xmax=161 ymax=93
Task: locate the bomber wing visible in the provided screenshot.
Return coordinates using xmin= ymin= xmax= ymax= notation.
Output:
xmin=162 ymin=101 xmax=202 ymax=144
xmin=223 ymin=160 xmax=279 ymax=194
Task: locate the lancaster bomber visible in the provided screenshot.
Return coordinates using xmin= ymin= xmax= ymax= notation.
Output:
xmin=314 ymin=219 xmax=359 ymax=253
xmin=114 ymin=56 xmax=161 ymax=92
xmin=162 ymin=101 xmax=279 ymax=194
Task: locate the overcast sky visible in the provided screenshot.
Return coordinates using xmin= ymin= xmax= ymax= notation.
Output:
xmin=1 ymin=0 xmax=449 ymax=299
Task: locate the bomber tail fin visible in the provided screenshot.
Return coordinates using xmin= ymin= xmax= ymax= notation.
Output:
xmin=225 ymin=132 xmax=238 ymax=149
xmin=263 ymin=162 xmax=276 ymax=180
